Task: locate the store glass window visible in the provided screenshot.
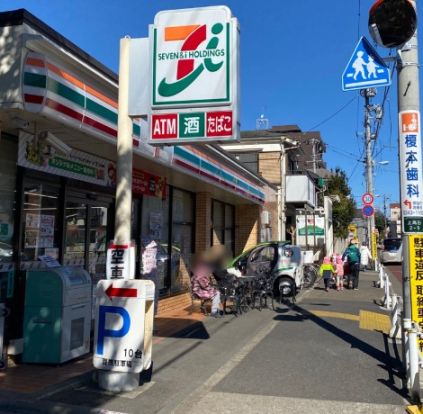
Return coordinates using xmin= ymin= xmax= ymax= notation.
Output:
xmin=88 ymin=205 xmax=108 ymax=286
xmin=140 ymin=194 xmax=169 ymax=291
xmin=21 ymin=182 xmax=60 ymax=269
xmin=171 ymin=189 xmax=194 ymax=293
xmin=211 ymin=200 xmax=235 ymax=257
xmin=0 ymin=135 xmax=17 ymax=299
xmin=64 ymin=201 xmax=87 ymax=267
xmin=212 ymin=201 xmax=224 ymax=245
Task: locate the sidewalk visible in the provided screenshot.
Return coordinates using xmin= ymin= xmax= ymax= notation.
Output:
xmin=0 ymin=305 xmax=205 ymax=395
xmin=0 ymin=269 xmax=409 ymax=414
xmin=175 ymin=269 xmax=407 ymax=414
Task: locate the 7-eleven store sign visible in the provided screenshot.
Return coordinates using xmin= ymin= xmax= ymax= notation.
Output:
xmin=149 ymin=6 xmax=239 ymax=145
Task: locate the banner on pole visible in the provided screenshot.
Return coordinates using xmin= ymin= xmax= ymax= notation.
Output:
xmin=399 ymin=111 xmax=423 ymax=233
xmin=409 ymin=234 xmax=423 ymax=354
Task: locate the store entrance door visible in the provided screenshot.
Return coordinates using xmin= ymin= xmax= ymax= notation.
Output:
xmin=63 ymin=194 xmax=113 ymax=286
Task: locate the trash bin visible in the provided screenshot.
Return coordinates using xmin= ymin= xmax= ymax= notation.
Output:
xmin=23 ymin=267 xmax=92 ymax=364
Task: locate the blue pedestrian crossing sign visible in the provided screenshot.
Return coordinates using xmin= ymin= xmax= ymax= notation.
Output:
xmin=342 ymin=37 xmax=391 ymax=91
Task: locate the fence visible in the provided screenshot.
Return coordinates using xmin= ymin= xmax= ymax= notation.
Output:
xmin=378 ymin=264 xmax=421 ymax=401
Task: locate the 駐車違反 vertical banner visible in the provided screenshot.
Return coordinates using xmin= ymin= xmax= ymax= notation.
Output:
xmin=149 ymin=6 xmax=240 ymax=145
xmin=399 ymin=111 xmax=423 ymax=233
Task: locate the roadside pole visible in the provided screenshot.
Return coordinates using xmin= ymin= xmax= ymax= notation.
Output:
xmin=398 ymin=0 xmax=420 ymax=323
xmin=362 ymin=88 xmax=376 ymax=250
xmin=397 ymin=1 xmax=422 ymax=401
xmin=279 ymin=140 xmax=286 ymax=241
xmin=98 ymin=37 xmax=138 ymax=392
xmin=367 ymin=0 xmax=421 ymax=401
xmin=115 ymin=37 xmax=133 ymax=247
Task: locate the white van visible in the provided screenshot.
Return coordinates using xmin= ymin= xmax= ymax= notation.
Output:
xmin=381 ymin=238 xmax=402 ymax=264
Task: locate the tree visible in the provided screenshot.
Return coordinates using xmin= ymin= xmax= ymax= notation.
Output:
xmin=326 ymin=168 xmax=356 ymax=238
xmin=375 ymin=210 xmax=386 ymax=241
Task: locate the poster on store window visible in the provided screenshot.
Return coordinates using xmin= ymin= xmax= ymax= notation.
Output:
xmin=132 ymin=168 xmax=167 ymax=199
xmin=141 ymin=238 xmax=158 ymax=276
xmin=149 ymin=212 xmax=163 ymax=240
xmin=24 ymin=213 xmax=55 ymax=248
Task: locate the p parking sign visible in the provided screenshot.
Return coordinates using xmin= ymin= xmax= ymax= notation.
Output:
xmin=93 ymin=279 xmax=155 ymax=373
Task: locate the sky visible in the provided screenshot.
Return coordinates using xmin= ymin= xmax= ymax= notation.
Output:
xmin=5 ymin=0 xmax=423 ymax=213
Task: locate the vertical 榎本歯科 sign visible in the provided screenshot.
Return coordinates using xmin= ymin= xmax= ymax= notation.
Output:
xmin=399 ymin=111 xmax=423 ymax=233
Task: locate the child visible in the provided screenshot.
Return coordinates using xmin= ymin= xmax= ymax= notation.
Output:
xmin=319 ymin=257 xmax=335 ymax=292
xmin=332 ymin=252 xmax=339 ymax=266
xmin=335 ymin=257 xmax=344 ymax=291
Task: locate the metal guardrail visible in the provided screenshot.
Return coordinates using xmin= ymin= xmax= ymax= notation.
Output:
xmin=378 ymin=264 xmax=421 ymax=401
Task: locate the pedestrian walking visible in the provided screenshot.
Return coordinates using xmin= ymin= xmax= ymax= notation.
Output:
xmin=342 ymin=239 xmax=361 ymax=290
xmin=335 ymin=257 xmax=344 ymax=291
xmin=319 ymin=257 xmax=335 ymax=292
xmin=359 ymin=242 xmax=372 ymax=271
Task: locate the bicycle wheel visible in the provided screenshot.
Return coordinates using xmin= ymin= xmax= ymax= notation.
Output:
xmin=268 ymin=292 xmax=275 ymax=311
xmin=303 ymin=265 xmax=317 ymax=288
xmin=260 ymin=292 xmax=269 ymax=310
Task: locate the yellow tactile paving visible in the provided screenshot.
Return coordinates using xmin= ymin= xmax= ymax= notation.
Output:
xmin=309 ymin=309 xmax=391 ymax=334
xmin=359 ymin=310 xmax=391 ymax=334
xmin=309 ymin=310 xmax=360 ymax=321
xmin=406 ymin=405 xmax=423 ymax=414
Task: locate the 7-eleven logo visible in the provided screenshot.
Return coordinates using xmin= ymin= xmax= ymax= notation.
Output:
xmin=156 ymin=23 xmax=226 ymax=98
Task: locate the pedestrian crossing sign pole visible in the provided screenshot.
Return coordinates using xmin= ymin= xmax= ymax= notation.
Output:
xmin=342 ymin=36 xmax=391 ymax=92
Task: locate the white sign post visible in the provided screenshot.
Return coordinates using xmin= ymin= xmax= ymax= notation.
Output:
xmin=148 ymin=6 xmax=240 ymax=145
xmin=93 ymin=280 xmax=155 ymax=389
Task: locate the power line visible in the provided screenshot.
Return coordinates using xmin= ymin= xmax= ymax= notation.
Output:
xmin=325 ymin=142 xmax=362 ymax=160
xmin=306 ymin=96 xmax=358 ymax=132
xmin=357 ymin=0 xmax=361 ymax=40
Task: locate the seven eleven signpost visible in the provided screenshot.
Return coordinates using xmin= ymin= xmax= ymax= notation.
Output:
xmin=93 ymin=279 xmax=155 ymax=390
xmin=149 ymin=6 xmax=240 ymax=144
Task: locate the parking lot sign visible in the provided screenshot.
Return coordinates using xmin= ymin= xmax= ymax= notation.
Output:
xmin=93 ymin=280 xmax=155 ymax=373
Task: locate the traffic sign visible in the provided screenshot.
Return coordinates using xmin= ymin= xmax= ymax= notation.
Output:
xmin=342 ymin=36 xmax=391 ymax=91
xmin=93 ymin=279 xmax=155 ymax=373
xmin=362 ymin=192 xmax=374 ymax=205
xmin=362 ymin=205 xmax=375 ymax=217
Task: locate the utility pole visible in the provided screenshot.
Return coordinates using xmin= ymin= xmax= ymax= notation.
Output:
xmin=383 ymin=194 xmax=390 ymax=238
xmin=397 ymin=2 xmax=420 ymax=324
xmin=396 ymin=0 xmax=422 ymax=400
xmin=279 ymin=140 xmax=286 ymax=241
xmin=368 ymin=0 xmax=420 ymax=398
xmin=311 ymin=138 xmax=317 ymax=174
xmin=362 ymin=88 xmax=377 ymax=247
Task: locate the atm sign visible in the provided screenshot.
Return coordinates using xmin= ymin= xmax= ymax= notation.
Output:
xmin=151 ymin=111 xmax=233 ymax=143
xmin=151 ymin=114 xmax=178 ymax=139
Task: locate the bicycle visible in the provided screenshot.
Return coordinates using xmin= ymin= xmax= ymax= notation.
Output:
xmin=303 ymin=263 xmax=318 ymax=288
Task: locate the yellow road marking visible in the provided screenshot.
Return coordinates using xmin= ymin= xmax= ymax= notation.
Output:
xmin=309 ymin=309 xmax=391 ymax=334
xmin=309 ymin=310 xmax=360 ymax=321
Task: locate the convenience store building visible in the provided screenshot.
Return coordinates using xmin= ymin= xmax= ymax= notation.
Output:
xmin=0 ymin=9 xmax=274 ymax=349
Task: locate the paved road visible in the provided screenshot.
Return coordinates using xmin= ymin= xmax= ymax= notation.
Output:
xmin=0 ymin=271 xmax=408 ymax=413
xmin=385 ymin=264 xmax=402 ymax=284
